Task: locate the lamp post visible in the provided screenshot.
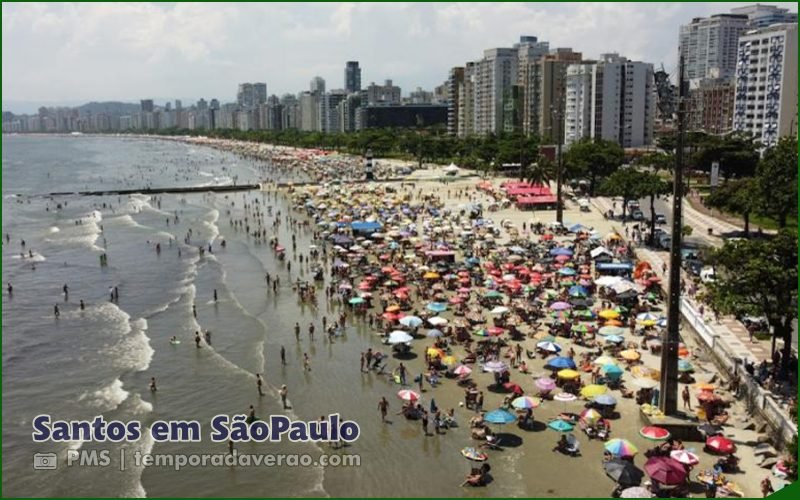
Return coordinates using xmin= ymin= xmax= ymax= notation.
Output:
xmin=550 ymin=95 xmax=566 ymax=224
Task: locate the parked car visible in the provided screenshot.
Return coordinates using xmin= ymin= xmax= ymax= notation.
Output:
xmin=631 ymin=209 xmax=645 ymax=221
xmin=683 ymin=259 xmax=703 ymax=276
xmin=655 ymin=214 xmax=667 ymax=224
xmin=700 ymin=266 xmax=716 ymax=283
xmin=657 ymin=233 xmax=672 ymax=250
xmin=627 ymin=199 xmax=640 ymax=210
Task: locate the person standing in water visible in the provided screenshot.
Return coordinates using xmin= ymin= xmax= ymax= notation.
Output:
xmin=256 ymin=373 xmax=264 ymax=396
xmin=79 ymin=299 xmax=85 ymax=311
xmin=213 ymin=289 xmax=218 ymax=302
xmin=279 ymin=385 xmax=288 ymax=409
xmin=6 ymin=282 xmax=12 ymax=296
xmin=62 ymin=284 xmax=69 ymax=299
xmin=280 ymin=346 xmax=286 ymax=365
xmin=294 ymin=322 xmax=300 ymax=340
xmin=378 ymin=397 xmax=389 ymax=422
xmin=149 ymin=377 xmax=157 ymax=392
xmin=195 ymin=331 xmax=202 ymax=348
xmin=192 ymin=304 xmax=197 ymax=318
xmin=303 ymin=353 xmax=311 ymax=372
xmin=54 ymin=304 xmax=60 ymax=318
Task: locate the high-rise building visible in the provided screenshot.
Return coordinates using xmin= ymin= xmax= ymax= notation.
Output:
xmin=515 ymin=36 xmax=550 ymax=136
xmin=140 ymin=99 xmax=154 ymax=113
xmin=688 ymin=79 xmax=736 ymax=134
xmin=362 ymin=80 xmax=402 ymax=106
xmin=733 ymin=23 xmax=798 ymax=147
xmin=254 ymin=83 xmax=267 ymax=106
xmin=310 ymin=76 xmax=326 ymax=95
xmin=564 ymin=53 xmax=655 ymax=148
xmin=447 ymin=67 xmax=465 ymax=136
xmin=345 ymin=61 xmax=362 ymax=94
xmin=680 ymin=13 xmax=749 ymax=84
xmin=538 ymin=48 xmax=582 ymax=143
xmin=327 ymin=89 xmax=347 ymax=133
xmin=731 ymin=4 xmax=798 ymax=28
xmin=237 ymin=83 xmax=267 ymax=109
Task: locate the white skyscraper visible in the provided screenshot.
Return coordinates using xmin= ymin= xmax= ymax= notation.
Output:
xmin=733 ymin=23 xmax=798 ymax=147
xmin=564 ymin=54 xmax=655 ymax=148
xmin=680 ymin=13 xmax=750 ymax=84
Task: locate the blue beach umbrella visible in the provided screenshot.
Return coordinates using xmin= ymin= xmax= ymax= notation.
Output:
xmin=426 ymin=302 xmax=448 ymax=313
xmin=548 ymin=419 xmax=575 ymax=432
xmin=545 ymin=357 xmax=577 ymax=369
xmin=484 ymin=409 xmax=517 ymax=425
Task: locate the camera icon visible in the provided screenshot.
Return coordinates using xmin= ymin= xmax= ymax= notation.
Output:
xmin=33 ymin=453 xmax=58 ymax=470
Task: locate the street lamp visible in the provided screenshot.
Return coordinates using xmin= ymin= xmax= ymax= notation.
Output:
xmin=549 ymin=97 xmax=566 ymax=224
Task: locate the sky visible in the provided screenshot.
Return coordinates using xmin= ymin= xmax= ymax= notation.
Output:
xmin=2 ymin=2 xmax=797 ymax=113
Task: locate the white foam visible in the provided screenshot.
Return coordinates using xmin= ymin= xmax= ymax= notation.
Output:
xmin=127 ymin=393 xmax=154 ymax=415
xmin=79 ymin=378 xmax=130 ymax=412
xmin=48 ymin=226 xmax=60 ymax=233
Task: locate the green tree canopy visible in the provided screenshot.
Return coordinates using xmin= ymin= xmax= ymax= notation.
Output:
xmin=598 ymin=167 xmax=649 ymax=219
xmin=755 ymin=137 xmax=798 ymax=228
xmin=705 ymin=178 xmax=758 ymax=236
xmin=707 ymin=229 xmax=798 ymax=378
xmin=564 ymin=138 xmax=624 ymax=195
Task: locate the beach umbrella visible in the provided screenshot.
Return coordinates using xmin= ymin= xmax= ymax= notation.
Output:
xmin=348 ymin=297 xmax=365 ymax=305
xmin=535 ymin=377 xmax=556 ymax=392
xmin=604 ymin=458 xmax=645 ymax=487
xmin=537 ymin=341 xmax=562 ymax=353
xmin=643 ymin=457 xmax=686 ymax=485
xmin=605 ymin=335 xmax=625 ymax=344
xmin=632 ymin=366 xmax=660 ymax=380
xmin=605 ymin=319 xmax=624 ymax=327
xmin=399 ymin=316 xmax=423 ymax=328
xmin=620 ymin=486 xmax=651 ymax=498
xmin=483 ymin=361 xmax=508 ymax=373
xmin=620 ymin=349 xmax=641 ymax=361
xmin=428 ymin=316 xmax=448 ymax=326
xmin=426 ymin=347 xmax=445 ymax=358
xmin=548 ymin=419 xmax=575 ymax=432
xmin=599 ymin=309 xmax=621 ymax=320
xmin=550 ymin=247 xmax=574 ymax=256
xmin=598 ymin=326 xmax=626 ymax=336
xmin=549 ymin=301 xmax=572 ymax=310
xmin=705 ymin=436 xmax=736 ymax=454
xmin=581 ymin=384 xmax=608 ymax=399
xmin=636 ymin=313 xmax=659 ymax=323
xmin=602 ymin=364 xmax=624 ymax=377
xmin=512 ymin=396 xmax=542 ymax=410
xmin=696 ymin=391 xmax=721 ymax=404
xmin=473 ymin=328 xmax=490 ymax=337
xmin=605 ymin=438 xmax=639 ymax=458
xmin=426 ymin=302 xmax=448 ymax=313
xmin=558 ymin=267 xmax=577 ymax=276
xmin=490 ymin=306 xmax=510 ymax=315
xmin=568 ymin=285 xmax=589 ymax=297
xmin=453 ymin=365 xmax=472 ymax=376
xmin=503 ymin=382 xmax=524 ymax=395
xmin=678 ymin=360 xmax=694 ymax=373
xmin=441 ymin=356 xmax=457 ymax=366
xmin=460 ymin=447 xmax=488 ymax=462
xmin=632 ymin=378 xmax=659 ymax=389
xmin=426 ymin=329 xmax=444 ymax=338
xmin=423 ymin=271 xmax=440 ymax=280
xmin=593 ymin=355 xmax=618 ymax=366
xmin=580 ymin=408 xmax=603 ymax=425
xmin=557 ymin=369 xmax=581 ymax=380
xmin=694 ymin=383 xmax=717 ymax=392
xmin=484 ymin=408 xmax=517 ymax=425
xmin=594 ymin=394 xmax=618 ymax=406
xmin=640 ymin=426 xmax=670 ymax=441
xmin=397 ymin=389 xmax=420 ymax=402
xmin=571 ymin=323 xmax=591 ymax=334
xmin=388 ymin=331 xmax=414 ymax=344
xmin=670 ymin=450 xmax=699 ymax=466
xmin=553 ymin=392 xmax=577 ymax=403
xmin=487 ymin=326 xmax=505 ymax=336
xmin=385 ymin=305 xmax=401 ymax=313
xmin=546 ymin=357 xmax=577 ymax=369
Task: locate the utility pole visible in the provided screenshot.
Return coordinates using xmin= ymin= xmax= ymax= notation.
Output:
xmin=659 ymin=55 xmax=686 ymax=416
xmin=555 ymin=93 xmax=565 ymax=224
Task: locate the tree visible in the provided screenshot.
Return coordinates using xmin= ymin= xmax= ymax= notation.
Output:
xmin=564 ymin=138 xmax=624 ymax=195
xmin=638 ymin=172 xmax=672 ymax=245
xmin=705 ymin=178 xmax=758 ymax=236
xmin=706 ymin=229 xmax=798 ymax=379
xmin=598 ymin=167 xmax=648 ymax=220
xmin=636 ymin=151 xmax=674 ymax=173
xmin=756 ymin=137 xmax=798 ymax=228
xmin=692 ymin=133 xmax=759 ymax=180
xmin=522 ymin=155 xmax=555 ymax=187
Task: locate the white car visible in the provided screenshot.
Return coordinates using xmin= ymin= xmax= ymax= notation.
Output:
xmin=700 ymin=267 xmax=716 ymax=283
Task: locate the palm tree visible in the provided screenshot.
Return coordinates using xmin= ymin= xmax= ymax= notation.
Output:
xmin=522 ymin=155 xmax=556 ymax=187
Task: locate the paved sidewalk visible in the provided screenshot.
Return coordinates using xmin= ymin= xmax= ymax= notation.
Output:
xmin=590 ymin=196 xmax=770 ymax=363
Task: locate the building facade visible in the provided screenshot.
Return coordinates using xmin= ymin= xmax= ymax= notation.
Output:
xmin=688 ymin=79 xmax=735 ymax=134
xmin=344 ymin=61 xmax=362 ymax=94
xmin=564 ymin=54 xmax=655 ymax=148
xmin=733 ymin=23 xmax=798 ymax=146
xmin=680 ymin=13 xmax=749 ymax=84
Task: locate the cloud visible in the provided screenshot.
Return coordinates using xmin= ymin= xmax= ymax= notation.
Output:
xmin=2 ymin=2 xmax=797 ymax=108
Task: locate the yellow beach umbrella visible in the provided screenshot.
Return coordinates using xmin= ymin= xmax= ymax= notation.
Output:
xmin=593 ymin=355 xmax=617 ymax=366
xmin=620 ymin=349 xmax=641 ymax=361
xmin=599 ymin=310 xmax=620 ymax=320
xmin=557 ymin=369 xmax=581 ymax=380
xmin=580 ymin=384 xmax=608 ymax=398
xmin=632 ymin=366 xmax=660 ymax=380
xmin=423 ymin=271 xmax=440 ymax=280
xmin=441 ymin=355 xmax=457 ymax=366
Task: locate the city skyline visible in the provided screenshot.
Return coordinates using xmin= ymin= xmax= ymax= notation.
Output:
xmin=3 ymin=2 xmax=797 ymax=112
